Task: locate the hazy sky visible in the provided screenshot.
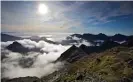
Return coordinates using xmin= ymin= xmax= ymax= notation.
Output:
xmin=1 ymin=1 xmax=133 ymax=35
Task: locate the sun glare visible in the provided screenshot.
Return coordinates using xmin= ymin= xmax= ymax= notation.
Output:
xmin=38 ymin=4 xmax=48 ymax=15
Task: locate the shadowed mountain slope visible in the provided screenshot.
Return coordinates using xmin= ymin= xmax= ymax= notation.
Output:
xmin=79 ymin=40 xmax=120 ymax=54
xmin=57 ymin=45 xmax=88 ymax=63
xmin=68 ymin=33 xmax=132 ymax=42
xmin=6 ymin=41 xmax=43 ymax=54
xmin=1 ymin=33 xmax=22 ymax=42
xmin=110 ymin=34 xmax=128 ymax=41
xmin=6 ymin=41 xmax=29 ymax=53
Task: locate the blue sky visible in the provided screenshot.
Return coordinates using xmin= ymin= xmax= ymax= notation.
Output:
xmin=1 ymin=1 xmax=133 ymax=35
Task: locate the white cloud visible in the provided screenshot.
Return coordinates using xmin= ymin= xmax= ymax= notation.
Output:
xmin=1 ymin=39 xmax=70 ymax=79
xmin=80 ymin=40 xmax=92 ymax=46
xmin=72 ymin=36 xmax=81 ymax=41
xmin=71 ymin=40 xmax=92 ymax=47
xmin=1 ymin=41 xmax=13 ymax=48
xmin=67 ymin=36 xmax=92 ymax=47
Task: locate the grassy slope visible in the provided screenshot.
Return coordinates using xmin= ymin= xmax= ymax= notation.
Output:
xmin=54 ymin=46 xmax=133 ymax=82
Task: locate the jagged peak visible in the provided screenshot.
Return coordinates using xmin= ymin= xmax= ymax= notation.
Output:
xmin=56 ymin=45 xmax=87 ymax=62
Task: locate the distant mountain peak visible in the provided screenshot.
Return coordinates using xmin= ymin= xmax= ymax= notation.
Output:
xmin=98 ymin=33 xmax=107 ymax=36
xmin=68 ymin=33 xmax=131 ymax=42
xmin=1 ymin=33 xmax=21 ymax=42
xmin=6 ymin=41 xmax=29 ymax=53
xmin=12 ymin=41 xmax=22 ymax=46
xmin=113 ymin=33 xmax=126 ymax=37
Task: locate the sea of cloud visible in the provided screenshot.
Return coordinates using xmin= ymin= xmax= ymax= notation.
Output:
xmin=70 ymin=36 xmax=92 ymax=46
xmin=1 ymin=39 xmax=70 ymax=79
xmin=1 ymin=34 xmax=93 ymax=79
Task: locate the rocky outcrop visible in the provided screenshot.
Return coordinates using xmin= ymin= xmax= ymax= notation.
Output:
xmin=57 ymin=45 xmax=88 ymax=62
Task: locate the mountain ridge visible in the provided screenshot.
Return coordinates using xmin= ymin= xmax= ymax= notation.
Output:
xmin=1 ymin=33 xmax=22 ymax=42
xmin=68 ymin=33 xmax=132 ymax=42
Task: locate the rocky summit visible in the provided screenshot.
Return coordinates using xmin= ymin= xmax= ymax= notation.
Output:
xmin=56 ymin=45 xmax=88 ymax=63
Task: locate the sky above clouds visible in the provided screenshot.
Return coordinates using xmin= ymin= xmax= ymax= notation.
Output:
xmin=1 ymin=1 xmax=133 ymax=35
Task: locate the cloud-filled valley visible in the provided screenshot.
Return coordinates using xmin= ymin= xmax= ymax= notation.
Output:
xmin=1 ymin=39 xmax=70 ymax=79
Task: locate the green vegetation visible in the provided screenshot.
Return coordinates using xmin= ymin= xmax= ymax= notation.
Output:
xmin=56 ymin=46 xmax=133 ymax=82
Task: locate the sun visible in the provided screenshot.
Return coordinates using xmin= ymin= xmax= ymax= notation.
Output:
xmin=38 ymin=4 xmax=48 ymax=15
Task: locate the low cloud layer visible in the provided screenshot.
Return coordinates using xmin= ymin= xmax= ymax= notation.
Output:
xmin=68 ymin=36 xmax=92 ymax=47
xmin=1 ymin=39 xmax=70 ymax=79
